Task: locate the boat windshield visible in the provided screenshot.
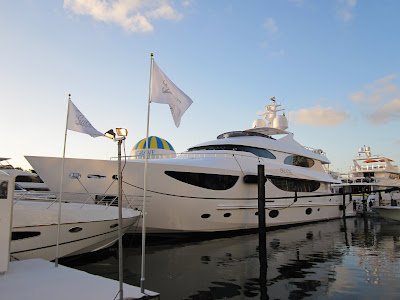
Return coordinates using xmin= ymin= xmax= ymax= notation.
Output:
xmin=187 ymin=144 xmax=276 ymax=159
xmin=217 ymin=131 xmax=275 ymax=139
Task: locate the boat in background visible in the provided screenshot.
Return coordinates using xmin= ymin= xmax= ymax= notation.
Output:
xmin=0 ymin=157 xmax=49 ymax=191
xmin=26 ymin=97 xmax=352 ymax=233
xmin=334 ymin=146 xmax=400 ymax=211
xmin=348 ymin=146 xmax=400 ymax=190
xmin=374 ymin=206 xmax=400 ymax=222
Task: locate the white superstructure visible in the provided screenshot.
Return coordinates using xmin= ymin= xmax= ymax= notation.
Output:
xmin=26 ymin=98 xmax=351 ymax=233
xmin=349 ymin=146 xmax=400 ymax=186
xmin=334 ymin=146 xmax=400 ymax=208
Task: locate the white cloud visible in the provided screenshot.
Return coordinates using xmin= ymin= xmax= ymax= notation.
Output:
xmin=368 ymin=97 xmax=400 ymax=125
xmin=63 ymin=0 xmax=183 ymax=33
xmin=349 ymin=91 xmax=364 ymax=102
xmin=349 ymin=74 xmax=400 ymax=125
xmin=182 ymin=1 xmax=192 ymax=7
xmin=264 ymin=18 xmax=278 ymax=34
xmin=375 ymin=73 xmax=397 ymax=85
xmin=146 ymin=3 xmax=183 ymax=20
xmin=289 ymin=105 xmax=350 ymax=126
xmin=337 ymin=0 xmax=357 ymax=22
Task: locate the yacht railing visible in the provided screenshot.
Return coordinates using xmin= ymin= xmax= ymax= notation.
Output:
xmin=111 ymin=151 xmax=269 ymax=161
xmin=351 ymin=165 xmax=388 ymax=171
xmin=112 ymin=147 xmax=328 ymax=161
xmin=303 ymin=146 xmax=326 ymax=156
xmin=14 ymin=190 xmax=58 ymax=202
xmin=13 ymin=190 xmax=143 ymax=211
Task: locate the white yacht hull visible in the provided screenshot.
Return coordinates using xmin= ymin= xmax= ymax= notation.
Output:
xmin=26 ymin=155 xmax=349 ymax=233
xmin=374 ymin=206 xmax=400 ymax=222
xmin=11 ymin=200 xmax=140 ymax=261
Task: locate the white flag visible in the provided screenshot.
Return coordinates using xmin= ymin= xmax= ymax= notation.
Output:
xmin=151 ymin=61 xmax=193 ymax=127
xmin=67 ymin=99 xmax=104 ymax=137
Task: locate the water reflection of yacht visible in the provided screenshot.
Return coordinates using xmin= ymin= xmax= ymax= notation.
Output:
xmin=66 ymin=219 xmax=356 ymax=300
xmin=26 ymin=98 xmax=350 ymax=233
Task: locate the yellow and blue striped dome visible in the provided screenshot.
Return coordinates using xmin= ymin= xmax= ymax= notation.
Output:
xmin=132 ymin=136 xmax=175 ymax=151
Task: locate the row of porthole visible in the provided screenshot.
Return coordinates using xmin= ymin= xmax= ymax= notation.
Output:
xmin=12 ymin=223 xmax=120 ymax=241
xmin=69 ymin=223 xmax=119 ymax=233
xmin=201 ymin=207 xmax=319 ymax=219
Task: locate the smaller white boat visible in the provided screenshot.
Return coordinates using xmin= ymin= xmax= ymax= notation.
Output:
xmin=11 ymin=199 xmax=140 ymax=261
xmin=375 ymin=206 xmax=400 ymax=222
xmin=0 ymin=172 xmax=159 ymax=300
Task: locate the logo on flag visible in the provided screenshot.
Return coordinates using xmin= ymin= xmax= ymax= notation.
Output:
xmin=151 ymin=61 xmax=193 ymax=127
xmin=67 ymin=100 xmax=104 ymax=137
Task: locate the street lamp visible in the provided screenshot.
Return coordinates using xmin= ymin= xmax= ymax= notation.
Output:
xmin=105 ymin=127 xmax=128 ymax=300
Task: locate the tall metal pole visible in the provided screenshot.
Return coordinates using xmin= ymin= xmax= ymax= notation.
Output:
xmin=118 ymin=139 xmax=124 ymax=300
xmin=141 ymin=53 xmax=154 ymax=294
xmin=55 ymin=94 xmax=71 ymax=267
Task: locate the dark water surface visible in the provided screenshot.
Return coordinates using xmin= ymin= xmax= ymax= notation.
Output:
xmin=63 ymin=216 xmax=400 ymax=300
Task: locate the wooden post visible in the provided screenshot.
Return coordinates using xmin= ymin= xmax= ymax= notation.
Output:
xmin=362 ymin=191 xmax=367 ymax=217
xmin=257 ymin=164 xmax=268 ymax=299
xmin=342 ymin=193 xmax=347 ymax=219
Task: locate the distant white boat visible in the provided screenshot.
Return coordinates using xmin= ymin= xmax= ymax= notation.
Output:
xmin=0 ymin=157 xmax=49 ymax=191
xmin=334 ymin=146 xmax=400 ymax=209
xmin=11 ymin=200 xmax=140 ymax=261
xmin=374 ymin=206 xmax=400 ymax=222
xmin=26 ymin=98 xmax=351 ymax=233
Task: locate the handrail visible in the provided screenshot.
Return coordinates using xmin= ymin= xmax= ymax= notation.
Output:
xmin=110 ymin=151 xmax=267 ymax=161
xmin=13 ymin=190 xmax=143 ymax=211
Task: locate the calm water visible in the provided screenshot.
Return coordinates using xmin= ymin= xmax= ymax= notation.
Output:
xmin=63 ymin=216 xmax=400 ymax=300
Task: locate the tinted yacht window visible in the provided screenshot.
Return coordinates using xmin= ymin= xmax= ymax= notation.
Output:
xmin=165 ymin=171 xmax=239 ymax=190
xmin=188 ymin=144 xmax=276 ymax=159
xmin=269 ymin=177 xmax=320 ymax=192
xmin=284 ymin=155 xmax=314 ymax=168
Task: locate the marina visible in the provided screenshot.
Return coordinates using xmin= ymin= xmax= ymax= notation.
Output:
xmin=3 ymin=97 xmax=399 ymax=299
xmin=3 ymin=2 xmax=400 ymax=299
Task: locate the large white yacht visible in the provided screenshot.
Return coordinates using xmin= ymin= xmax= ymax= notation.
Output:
xmin=335 ymin=146 xmax=400 ymax=207
xmin=26 ymin=98 xmax=350 ymax=233
xmin=349 ymin=146 xmax=400 ymax=187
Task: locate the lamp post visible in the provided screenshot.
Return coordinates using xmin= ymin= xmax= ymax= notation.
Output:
xmin=105 ymin=128 xmax=128 ymax=300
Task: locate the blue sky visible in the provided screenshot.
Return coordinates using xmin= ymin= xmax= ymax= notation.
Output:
xmin=1 ymin=0 xmax=399 ymax=173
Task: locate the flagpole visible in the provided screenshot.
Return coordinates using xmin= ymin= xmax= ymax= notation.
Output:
xmin=141 ymin=53 xmax=153 ymax=294
xmin=55 ymin=94 xmax=70 ymax=267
